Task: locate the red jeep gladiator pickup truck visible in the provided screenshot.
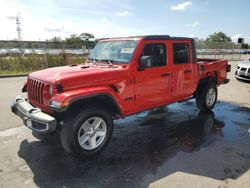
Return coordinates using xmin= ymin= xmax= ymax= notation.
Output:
xmin=11 ymin=35 xmax=231 ymax=157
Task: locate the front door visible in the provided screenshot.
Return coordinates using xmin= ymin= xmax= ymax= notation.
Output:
xmin=134 ymin=42 xmax=171 ymax=107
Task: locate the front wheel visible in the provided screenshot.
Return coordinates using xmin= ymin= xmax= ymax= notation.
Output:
xmin=196 ymin=82 xmax=217 ymax=112
xmin=60 ymin=106 xmax=113 ymax=157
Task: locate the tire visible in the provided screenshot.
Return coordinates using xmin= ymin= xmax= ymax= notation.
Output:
xmin=60 ymin=106 xmax=113 ymax=157
xmin=195 ymin=82 xmax=217 ymax=112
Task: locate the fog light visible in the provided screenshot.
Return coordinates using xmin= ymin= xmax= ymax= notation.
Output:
xmin=26 ymin=119 xmax=48 ymax=131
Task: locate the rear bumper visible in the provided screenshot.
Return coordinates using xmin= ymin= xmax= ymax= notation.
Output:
xmin=11 ymin=96 xmax=57 ymax=132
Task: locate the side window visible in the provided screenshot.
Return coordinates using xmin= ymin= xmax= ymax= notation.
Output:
xmin=141 ymin=43 xmax=166 ymax=67
xmin=173 ymin=43 xmax=190 ymax=64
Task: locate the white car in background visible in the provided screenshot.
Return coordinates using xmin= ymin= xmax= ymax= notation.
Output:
xmin=23 ymin=49 xmax=34 ymax=55
xmin=235 ymin=59 xmax=250 ymax=81
xmin=34 ymin=49 xmax=45 ymax=55
xmin=0 ymin=49 xmax=7 ymax=56
xmin=9 ymin=48 xmax=20 ymax=55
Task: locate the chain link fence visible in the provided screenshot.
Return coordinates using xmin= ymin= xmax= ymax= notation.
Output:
xmin=0 ymin=40 xmax=94 ymax=74
xmin=1 ymin=40 xmax=249 ymax=74
xmin=196 ymin=41 xmax=249 ymax=60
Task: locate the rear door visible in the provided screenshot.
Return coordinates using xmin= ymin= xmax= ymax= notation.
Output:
xmin=171 ymin=41 xmax=197 ymax=97
xmin=134 ymin=42 xmax=172 ymax=107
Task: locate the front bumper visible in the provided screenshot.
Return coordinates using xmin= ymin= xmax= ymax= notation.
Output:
xmin=235 ymin=74 xmax=250 ymax=81
xmin=11 ymin=96 xmax=57 ymax=132
xmin=235 ymin=69 xmax=250 ymax=81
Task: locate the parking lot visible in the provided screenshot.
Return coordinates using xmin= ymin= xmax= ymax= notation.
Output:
xmin=0 ymin=61 xmax=250 ymax=188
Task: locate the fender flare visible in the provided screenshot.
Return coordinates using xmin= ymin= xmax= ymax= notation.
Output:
xmin=49 ymin=87 xmax=123 ymax=114
xmin=69 ymin=92 xmax=122 ymax=114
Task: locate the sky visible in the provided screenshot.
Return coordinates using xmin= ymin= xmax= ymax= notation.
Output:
xmin=0 ymin=0 xmax=250 ymax=42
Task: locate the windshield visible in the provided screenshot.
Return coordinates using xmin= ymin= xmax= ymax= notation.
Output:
xmin=89 ymin=40 xmax=138 ymax=64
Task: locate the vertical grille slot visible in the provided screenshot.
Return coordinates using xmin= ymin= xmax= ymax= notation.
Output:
xmin=28 ymin=78 xmax=45 ymax=105
xmin=37 ymin=82 xmax=41 ymax=104
xmin=40 ymin=83 xmax=44 ymax=104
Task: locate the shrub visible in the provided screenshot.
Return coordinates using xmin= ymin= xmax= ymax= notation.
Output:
xmin=0 ymin=54 xmax=86 ymax=74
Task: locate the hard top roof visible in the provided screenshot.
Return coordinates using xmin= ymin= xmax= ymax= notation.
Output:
xmin=98 ymin=35 xmax=194 ymax=41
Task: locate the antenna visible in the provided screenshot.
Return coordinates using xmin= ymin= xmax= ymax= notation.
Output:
xmin=7 ymin=13 xmax=22 ymax=41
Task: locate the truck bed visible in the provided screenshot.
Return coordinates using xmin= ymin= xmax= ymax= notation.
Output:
xmin=197 ymin=58 xmax=229 ymax=84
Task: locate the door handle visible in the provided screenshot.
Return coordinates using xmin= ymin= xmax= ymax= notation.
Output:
xmin=161 ymin=73 xmax=170 ymax=77
xmin=184 ymin=69 xmax=192 ymax=74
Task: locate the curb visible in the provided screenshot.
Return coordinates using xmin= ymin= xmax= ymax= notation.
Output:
xmin=0 ymin=74 xmax=28 ymax=78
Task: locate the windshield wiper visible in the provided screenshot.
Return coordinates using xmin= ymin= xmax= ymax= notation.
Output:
xmin=88 ymin=58 xmax=97 ymax=64
xmin=100 ymin=59 xmax=114 ymax=66
xmin=89 ymin=58 xmax=115 ymax=66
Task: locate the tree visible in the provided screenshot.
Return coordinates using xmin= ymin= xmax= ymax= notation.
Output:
xmin=205 ymin=32 xmax=232 ymax=43
xmin=65 ymin=34 xmax=82 ymax=48
xmin=79 ymin=33 xmax=94 ymax=41
xmin=79 ymin=33 xmax=95 ymax=52
xmin=65 ymin=33 xmax=95 ymax=49
xmin=241 ymin=43 xmax=249 ymax=49
xmin=194 ymin=38 xmax=206 ymax=49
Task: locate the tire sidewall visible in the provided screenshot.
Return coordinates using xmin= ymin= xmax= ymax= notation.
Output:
xmin=64 ymin=107 xmax=113 ymax=157
xmin=196 ymin=82 xmax=218 ymax=112
xmin=203 ymin=83 xmax=217 ymax=111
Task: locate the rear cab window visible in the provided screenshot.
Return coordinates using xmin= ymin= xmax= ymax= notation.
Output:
xmin=173 ymin=43 xmax=190 ymax=64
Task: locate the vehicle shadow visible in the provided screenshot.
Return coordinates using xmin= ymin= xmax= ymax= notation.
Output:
xmin=18 ymin=101 xmax=250 ymax=188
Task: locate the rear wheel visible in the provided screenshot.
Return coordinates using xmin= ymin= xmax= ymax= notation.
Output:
xmin=60 ymin=106 xmax=113 ymax=157
xmin=196 ymin=82 xmax=217 ymax=112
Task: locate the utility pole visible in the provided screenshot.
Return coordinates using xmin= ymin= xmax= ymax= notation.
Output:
xmin=7 ymin=13 xmax=22 ymax=41
xmin=16 ymin=16 xmax=22 ymax=41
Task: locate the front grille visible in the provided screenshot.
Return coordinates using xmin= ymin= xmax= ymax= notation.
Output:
xmin=241 ymin=68 xmax=247 ymax=72
xmin=28 ymin=78 xmax=45 ymax=105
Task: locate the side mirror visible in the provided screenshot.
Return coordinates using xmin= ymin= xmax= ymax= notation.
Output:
xmin=138 ymin=56 xmax=152 ymax=71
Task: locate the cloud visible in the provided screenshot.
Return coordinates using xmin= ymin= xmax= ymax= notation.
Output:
xmin=170 ymin=1 xmax=192 ymax=11
xmin=44 ymin=27 xmax=65 ymax=32
xmin=0 ymin=0 xmax=137 ymax=40
xmin=100 ymin=17 xmax=114 ymax=27
xmin=231 ymin=34 xmax=242 ymax=40
xmin=230 ymin=34 xmax=250 ymax=44
xmin=115 ymin=11 xmax=133 ymax=17
xmin=186 ymin=21 xmax=199 ymax=28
